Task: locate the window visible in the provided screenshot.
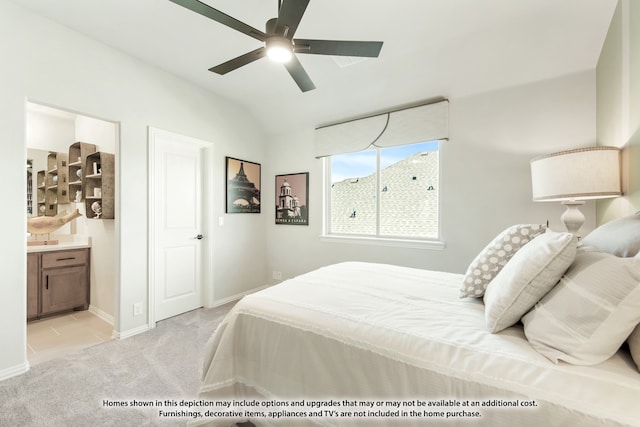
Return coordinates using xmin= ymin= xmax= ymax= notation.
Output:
xmin=316 ymin=99 xmax=448 ymax=246
xmin=327 ymin=141 xmax=439 ymax=240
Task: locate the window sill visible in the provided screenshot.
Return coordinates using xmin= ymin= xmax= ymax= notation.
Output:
xmin=320 ymin=234 xmax=446 ymax=250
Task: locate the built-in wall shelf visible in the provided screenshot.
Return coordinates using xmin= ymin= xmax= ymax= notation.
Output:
xmin=68 ymin=141 xmax=97 ymax=203
xmin=36 ymin=170 xmax=46 ymax=216
xmin=84 ymin=152 xmax=115 ymax=219
xmin=33 ymin=145 xmax=114 ymax=220
xmin=42 ymin=152 xmax=70 ymax=216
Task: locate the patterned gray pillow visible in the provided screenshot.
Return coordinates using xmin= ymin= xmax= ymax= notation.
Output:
xmin=459 ymin=224 xmax=546 ymax=298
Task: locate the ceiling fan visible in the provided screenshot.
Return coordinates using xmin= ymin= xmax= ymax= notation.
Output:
xmin=169 ymin=0 xmax=384 ymax=92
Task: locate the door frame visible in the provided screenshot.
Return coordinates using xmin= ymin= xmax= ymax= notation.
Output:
xmin=147 ymin=127 xmax=215 ymax=328
xmin=25 ymin=100 xmax=121 ymax=336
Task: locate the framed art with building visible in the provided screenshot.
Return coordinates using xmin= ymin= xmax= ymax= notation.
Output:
xmin=275 ymin=172 xmax=309 ymax=225
xmin=226 ymin=156 xmax=261 ymax=213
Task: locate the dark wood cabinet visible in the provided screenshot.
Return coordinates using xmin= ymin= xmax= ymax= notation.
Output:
xmin=27 ymin=253 xmax=39 ymax=321
xmin=27 ymin=247 xmax=90 ymax=321
xmin=41 ymin=265 xmax=89 ymax=315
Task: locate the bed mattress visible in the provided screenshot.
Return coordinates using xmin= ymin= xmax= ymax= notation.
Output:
xmin=193 ymin=262 xmax=640 ymax=426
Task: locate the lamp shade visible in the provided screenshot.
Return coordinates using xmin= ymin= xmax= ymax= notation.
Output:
xmin=531 ymin=146 xmax=621 ymax=202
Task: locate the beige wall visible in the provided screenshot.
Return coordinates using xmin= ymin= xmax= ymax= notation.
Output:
xmin=0 ymin=0 xmax=267 ymax=381
xmin=596 ymin=0 xmax=640 ymax=221
xmin=265 ymin=70 xmax=599 ymax=280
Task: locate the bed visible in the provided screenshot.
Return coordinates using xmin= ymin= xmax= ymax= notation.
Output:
xmin=192 ymin=217 xmax=640 ymax=427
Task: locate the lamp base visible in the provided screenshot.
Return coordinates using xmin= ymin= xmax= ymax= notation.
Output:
xmin=560 ymin=200 xmax=585 ymax=234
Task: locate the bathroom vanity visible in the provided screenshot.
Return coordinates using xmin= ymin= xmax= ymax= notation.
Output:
xmin=27 ymin=242 xmax=91 ymax=321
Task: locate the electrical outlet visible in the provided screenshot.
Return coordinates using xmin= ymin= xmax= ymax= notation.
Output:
xmin=133 ymin=302 xmax=144 ymax=316
xmin=272 ymin=270 xmax=282 ymax=281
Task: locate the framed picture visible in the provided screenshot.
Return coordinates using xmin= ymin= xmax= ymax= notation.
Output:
xmin=226 ymin=157 xmax=261 ymax=213
xmin=275 ymin=172 xmax=309 ymax=225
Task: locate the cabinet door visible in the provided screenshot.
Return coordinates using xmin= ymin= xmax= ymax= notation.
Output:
xmin=41 ymin=266 xmax=88 ymax=315
xmin=27 ymin=253 xmax=39 ymax=320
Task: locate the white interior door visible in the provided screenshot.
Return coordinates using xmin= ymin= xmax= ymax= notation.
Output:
xmin=150 ymin=128 xmax=205 ymax=322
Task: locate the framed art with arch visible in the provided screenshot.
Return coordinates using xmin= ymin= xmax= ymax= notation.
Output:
xmin=275 ymin=172 xmax=309 ymax=225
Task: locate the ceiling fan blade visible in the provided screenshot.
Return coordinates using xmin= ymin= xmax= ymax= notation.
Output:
xmin=209 ymin=48 xmax=266 ymax=75
xmin=169 ymin=0 xmax=267 ymax=41
xmin=275 ymin=0 xmax=310 ymax=38
xmin=283 ymin=55 xmax=316 ymax=92
xmin=294 ymin=39 xmax=383 ymax=57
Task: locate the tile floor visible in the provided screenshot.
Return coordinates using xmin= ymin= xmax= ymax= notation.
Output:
xmin=27 ymin=310 xmax=113 ymax=366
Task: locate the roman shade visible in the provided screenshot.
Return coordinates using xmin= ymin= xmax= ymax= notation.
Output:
xmin=314 ymin=99 xmax=449 ymax=158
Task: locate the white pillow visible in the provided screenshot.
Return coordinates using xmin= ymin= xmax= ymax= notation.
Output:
xmin=484 ymin=231 xmax=577 ymax=333
xmin=629 ymin=325 xmax=640 ymax=372
xmin=580 ymin=212 xmax=640 ymax=257
xmin=629 ymin=250 xmax=640 ymax=372
xmin=522 ymin=251 xmax=640 ymax=365
xmin=460 ymin=224 xmax=546 ymax=298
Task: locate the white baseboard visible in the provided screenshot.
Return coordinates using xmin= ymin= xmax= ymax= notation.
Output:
xmin=113 ymin=285 xmax=270 ymax=339
xmin=208 ymin=284 xmax=271 ymax=308
xmin=88 ymin=305 xmax=115 ymax=326
xmin=0 ymin=361 xmax=29 ymax=382
xmin=112 ymin=324 xmax=149 ymax=340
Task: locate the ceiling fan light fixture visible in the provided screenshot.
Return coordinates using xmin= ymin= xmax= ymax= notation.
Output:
xmin=170 ymin=0 xmax=383 ymax=92
xmin=266 ymin=37 xmax=293 ymax=63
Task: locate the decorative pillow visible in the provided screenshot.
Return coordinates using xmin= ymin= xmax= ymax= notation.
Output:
xmin=580 ymin=212 xmax=640 ymax=257
xmin=630 ymin=250 xmax=640 ymax=371
xmin=522 ymin=251 xmax=640 ymax=365
xmin=460 ymin=224 xmax=546 ymax=298
xmin=484 ymin=231 xmax=577 ymax=333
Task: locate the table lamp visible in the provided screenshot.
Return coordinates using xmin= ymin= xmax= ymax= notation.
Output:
xmin=530 ymin=146 xmax=621 ymax=234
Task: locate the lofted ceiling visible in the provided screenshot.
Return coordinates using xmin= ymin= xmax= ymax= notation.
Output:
xmin=10 ymin=0 xmax=617 ymax=136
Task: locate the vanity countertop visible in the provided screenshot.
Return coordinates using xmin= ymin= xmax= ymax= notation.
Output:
xmin=27 ymin=235 xmax=91 ymax=253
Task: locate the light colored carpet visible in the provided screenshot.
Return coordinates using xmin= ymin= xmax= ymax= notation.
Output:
xmin=0 ymin=303 xmax=235 ymax=426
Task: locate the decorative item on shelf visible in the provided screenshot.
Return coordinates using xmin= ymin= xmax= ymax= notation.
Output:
xmin=94 ymin=187 xmax=102 ymax=198
xmin=75 ymin=190 xmax=82 ymax=202
xmin=27 ymin=209 xmax=82 ymax=245
xmin=91 ymin=201 xmax=102 ymax=218
xmin=76 ymin=169 xmax=82 ymax=179
xmin=530 ymin=146 xmax=621 ymax=234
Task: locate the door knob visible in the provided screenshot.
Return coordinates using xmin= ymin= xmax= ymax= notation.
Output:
xmin=195 ymin=234 xmax=204 ymax=240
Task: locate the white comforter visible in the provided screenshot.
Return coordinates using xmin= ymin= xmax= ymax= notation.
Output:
xmin=194 ymin=262 xmax=640 ymax=426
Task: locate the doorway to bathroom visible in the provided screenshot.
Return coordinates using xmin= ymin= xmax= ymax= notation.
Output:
xmin=26 ymin=101 xmax=118 ymax=365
